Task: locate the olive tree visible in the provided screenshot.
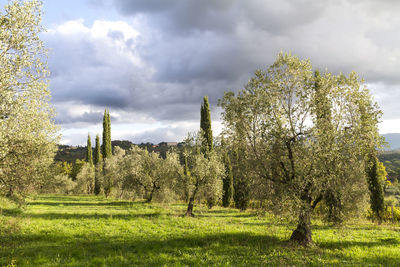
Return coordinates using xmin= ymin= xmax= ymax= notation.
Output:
xmin=219 ymin=53 xmax=382 ymax=245
xmin=103 ymin=146 xmax=125 ymax=197
xmin=0 ymin=0 xmax=59 ymax=198
xmin=183 ymin=133 xmax=225 ymax=216
xmin=75 ymin=163 xmax=95 ymax=194
xmin=103 ymin=146 xmax=183 ymax=202
xmin=121 ymin=147 xmax=182 ymax=202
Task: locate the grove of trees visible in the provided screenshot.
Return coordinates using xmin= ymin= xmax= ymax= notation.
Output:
xmin=2 ymin=0 xmax=397 ymax=248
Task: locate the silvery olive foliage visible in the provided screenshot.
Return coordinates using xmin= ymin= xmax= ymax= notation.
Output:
xmin=100 ymin=146 xmax=183 ymax=202
xmin=103 ymin=146 xmax=126 ymax=197
xmin=183 ymin=132 xmax=225 ymax=216
xmin=41 ymin=174 xmax=76 ymax=195
xmin=75 ymin=163 xmax=95 ymax=194
xmin=220 ymin=52 xmax=382 ymax=244
xmin=0 ymin=0 xmax=59 ymax=197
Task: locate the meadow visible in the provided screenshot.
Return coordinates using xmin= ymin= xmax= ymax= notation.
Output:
xmin=1 ymin=195 xmax=400 ymax=266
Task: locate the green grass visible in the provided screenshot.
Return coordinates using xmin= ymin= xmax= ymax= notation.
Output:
xmin=1 ymin=195 xmax=400 ymax=266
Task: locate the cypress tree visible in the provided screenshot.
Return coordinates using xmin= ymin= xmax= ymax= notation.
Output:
xmin=222 ymin=151 xmax=234 ymax=207
xmin=94 ymin=134 xmax=102 ymax=195
xmin=200 ymin=96 xmax=216 ymax=208
xmin=107 ymin=110 xmax=111 ymax=154
xmin=102 ymin=109 xmax=112 ymax=197
xmin=200 ymin=96 xmax=213 ymax=156
xmin=367 ymin=156 xmax=385 ymax=224
xmin=94 ymin=134 xmax=102 ymax=165
xmin=86 ymin=134 xmax=93 ymax=165
xmin=232 ymin=147 xmax=250 ymax=211
xmin=102 ymin=109 xmax=112 ymax=159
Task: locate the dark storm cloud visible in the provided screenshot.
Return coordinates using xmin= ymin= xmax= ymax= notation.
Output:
xmin=111 ymin=0 xmax=328 ymax=84
xmin=45 ymin=18 xmax=241 ymax=126
xmin=47 ymin=0 xmax=400 ymax=144
xmin=112 ymin=0 xmax=326 ymax=35
xmin=55 ymin=110 xmax=104 ymax=124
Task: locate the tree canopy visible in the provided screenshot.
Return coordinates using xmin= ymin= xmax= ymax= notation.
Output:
xmin=0 ymin=0 xmax=59 ymax=198
xmin=219 ymin=52 xmax=383 ymax=245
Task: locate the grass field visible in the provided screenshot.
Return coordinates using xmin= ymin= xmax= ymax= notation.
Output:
xmin=1 ymin=195 xmax=400 ymax=266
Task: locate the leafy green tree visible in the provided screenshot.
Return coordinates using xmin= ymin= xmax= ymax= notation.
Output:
xmin=86 ymin=134 xmax=93 ymax=165
xmin=103 ymin=146 xmax=125 ymax=197
xmin=0 ymin=0 xmax=59 ymax=198
xmin=183 ymin=133 xmax=224 ymax=216
xmin=367 ymin=156 xmax=385 ymax=223
xmin=94 ymin=134 xmax=102 ymax=195
xmin=182 ymin=150 xmax=191 ymax=202
xmin=71 ymin=159 xmax=85 ymax=181
xmin=75 ymin=163 xmax=95 ymax=194
xmin=220 ymin=52 xmax=382 ymax=245
xmin=103 ymin=146 xmax=183 ymax=201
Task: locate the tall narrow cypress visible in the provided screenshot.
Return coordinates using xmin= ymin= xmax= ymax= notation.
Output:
xmin=221 ymin=138 xmax=234 ymax=207
xmin=94 ymin=134 xmax=102 ymax=166
xmin=94 ymin=134 xmax=102 ymax=195
xmin=102 ymin=109 xmax=112 ymax=159
xmin=102 ymin=110 xmax=112 ymax=197
xmin=86 ymin=134 xmax=93 ymax=165
xmin=200 ymin=96 xmax=213 ymax=156
xmin=200 ymin=96 xmax=215 ymax=208
xmin=367 ymin=156 xmax=385 ymax=224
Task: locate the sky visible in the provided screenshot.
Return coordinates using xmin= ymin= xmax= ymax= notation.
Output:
xmin=3 ymin=0 xmax=400 ymax=145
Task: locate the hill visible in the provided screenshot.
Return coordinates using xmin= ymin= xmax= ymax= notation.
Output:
xmin=382 ymin=133 xmax=400 ymax=151
xmin=55 ymin=140 xmax=183 ymax=163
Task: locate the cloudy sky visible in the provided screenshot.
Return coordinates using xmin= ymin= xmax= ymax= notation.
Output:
xmin=3 ymin=0 xmax=400 ymax=145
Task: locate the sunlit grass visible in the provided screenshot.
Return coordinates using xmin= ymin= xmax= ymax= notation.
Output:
xmin=1 ymin=195 xmax=400 ymax=266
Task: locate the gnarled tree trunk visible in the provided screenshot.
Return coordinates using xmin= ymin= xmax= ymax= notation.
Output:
xmin=290 ymin=206 xmax=312 ymax=246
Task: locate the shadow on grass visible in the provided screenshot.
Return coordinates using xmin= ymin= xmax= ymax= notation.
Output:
xmin=195 ymin=209 xmax=257 ymax=218
xmin=1 ymin=208 xmax=23 ymax=216
xmin=28 ymin=201 xmax=138 ymax=207
xmin=3 ymin=211 xmax=163 ymax=220
xmin=0 ymin=232 xmax=283 ymax=266
xmin=2 ymin=230 xmax=399 ymax=266
xmin=33 ymin=195 xmax=101 ymax=202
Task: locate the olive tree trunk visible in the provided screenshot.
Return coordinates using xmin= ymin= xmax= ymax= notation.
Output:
xmin=290 ymin=205 xmax=312 ymax=246
xmin=185 ymin=182 xmax=199 ymax=217
xmin=185 ymin=196 xmax=195 ymax=217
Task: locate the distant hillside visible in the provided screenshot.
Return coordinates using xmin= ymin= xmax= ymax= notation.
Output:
xmin=382 ymin=133 xmax=400 ymax=151
xmin=55 ymin=140 xmax=135 ymax=163
xmin=55 ymin=140 xmax=184 ymax=163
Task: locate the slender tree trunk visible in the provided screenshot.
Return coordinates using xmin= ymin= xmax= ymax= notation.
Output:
xmin=290 ymin=206 xmax=312 ymax=246
xmin=6 ymin=186 xmax=13 ymax=198
xmin=146 ymin=190 xmax=154 ymax=203
xmin=207 ymin=197 xmax=215 ymax=209
xmin=185 ymin=183 xmax=199 ymax=217
xmin=146 ymin=183 xmax=159 ymax=203
xmin=185 ymin=196 xmax=195 ymax=217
